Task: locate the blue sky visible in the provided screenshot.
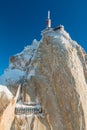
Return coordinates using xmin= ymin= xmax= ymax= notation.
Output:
xmin=0 ymin=0 xmax=87 ymax=75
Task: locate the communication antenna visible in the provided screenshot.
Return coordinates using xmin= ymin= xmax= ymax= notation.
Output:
xmin=46 ymin=10 xmax=51 ymax=28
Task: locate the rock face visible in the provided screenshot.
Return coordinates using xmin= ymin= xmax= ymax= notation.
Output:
xmin=0 ymin=85 xmax=20 ymax=130
xmin=0 ymin=26 xmax=87 ymax=130
xmin=0 ymin=85 xmax=13 ymax=117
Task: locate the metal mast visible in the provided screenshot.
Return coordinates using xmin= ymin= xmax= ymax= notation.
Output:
xmin=46 ymin=10 xmax=51 ymax=28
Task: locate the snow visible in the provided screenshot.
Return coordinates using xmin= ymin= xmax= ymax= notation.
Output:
xmin=16 ymin=102 xmax=41 ymax=109
xmin=8 ymin=39 xmax=40 ymax=70
xmin=0 ymin=38 xmax=40 ymax=86
xmin=0 ymin=25 xmax=78 ymax=87
xmin=41 ymin=25 xmax=80 ymax=52
xmin=27 ymin=69 xmax=35 ymax=80
xmin=23 ymin=55 xmax=32 ymax=61
xmin=0 ymin=69 xmax=25 ymax=85
xmin=16 ymin=114 xmax=34 ymax=117
xmin=16 ymin=100 xmax=41 ymax=108
xmin=42 ymin=25 xmax=71 ymax=41
xmin=0 ymin=85 xmax=13 ymax=99
xmin=32 ymin=39 xmax=40 ymax=49
xmin=15 ymin=39 xmax=40 ymax=57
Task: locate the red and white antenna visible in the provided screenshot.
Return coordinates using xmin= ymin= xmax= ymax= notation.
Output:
xmin=46 ymin=11 xmax=51 ymax=28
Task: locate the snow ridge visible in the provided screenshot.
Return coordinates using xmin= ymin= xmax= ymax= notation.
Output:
xmin=0 ymin=39 xmax=40 ymax=85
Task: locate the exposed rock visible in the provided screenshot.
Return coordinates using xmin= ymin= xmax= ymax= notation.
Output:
xmin=0 ymin=85 xmax=21 ymax=130
xmin=0 ymin=92 xmax=9 ymax=116
xmin=0 ymin=27 xmax=87 ymax=130
xmin=0 ymin=85 xmax=13 ymax=117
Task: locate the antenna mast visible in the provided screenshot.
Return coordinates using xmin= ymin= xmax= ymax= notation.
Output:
xmin=46 ymin=10 xmax=51 ymax=28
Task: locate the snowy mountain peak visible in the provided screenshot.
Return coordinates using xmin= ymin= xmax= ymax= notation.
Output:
xmin=0 ymin=24 xmax=87 ymax=130
xmin=0 ymin=25 xmax=83 ymax=86
xmin=42 ymin=25 xmax=70 ymax=40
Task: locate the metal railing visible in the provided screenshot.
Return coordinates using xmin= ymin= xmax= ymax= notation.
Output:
xmin=15 ymin=105 xmax=42 ymax=115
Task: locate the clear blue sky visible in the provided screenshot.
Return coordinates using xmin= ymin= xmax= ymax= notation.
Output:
xmin=0 ymin=0 xmax=87 ymax=75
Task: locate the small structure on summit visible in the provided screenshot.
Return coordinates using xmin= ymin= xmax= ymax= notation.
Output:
xmin=53 ymin=25 xmax=64 ymax=31
xmin=41 ymin=11 xmax=63 ymax=36
xmin=46 ymin=11 xmax=51 ymax=28
xmin=41 ymin=11 xmax=53 ymax=35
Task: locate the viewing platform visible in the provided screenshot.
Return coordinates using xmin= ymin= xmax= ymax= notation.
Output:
xmin=15 ymin=101 xmax=42 ymax=115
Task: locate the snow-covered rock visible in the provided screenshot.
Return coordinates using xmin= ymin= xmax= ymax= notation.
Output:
xmin=0 ymin=39 xmax=40 ymax=85
xmin=0 ymin=26 xmax=87 ymax=130
xmin=0 ymin=69 xmax=25 ymax=85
